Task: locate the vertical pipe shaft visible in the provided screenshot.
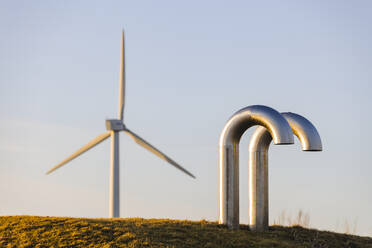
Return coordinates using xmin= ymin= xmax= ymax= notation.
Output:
xmin=109 ymin=131 xmax=120 ymax=218
xmin=249 ymin=150 xmax=269 ymax=231
xmin=219 ymin=143 xmax=240 ymax=229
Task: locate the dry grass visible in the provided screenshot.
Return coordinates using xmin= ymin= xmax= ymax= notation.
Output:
xmin=273 ymin=210 xmax=311 ymax=228
xmin=342 ymin=218 xmax=359 ymax=235
xmin=0 ymin=216 xmax=371 ymax=248
xmin=274 ymin=210 xmax=361 ymax=236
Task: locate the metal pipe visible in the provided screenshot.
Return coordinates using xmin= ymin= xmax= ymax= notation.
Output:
xmin=219 ymin=105 xmax=294 ymax=229
xmin=248 ymin=112 xmax=322 ymax=231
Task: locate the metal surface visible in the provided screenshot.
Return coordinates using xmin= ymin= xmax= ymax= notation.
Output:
xmin=106 ymin=119 xmax=125 ymax=131
xmin=281 ymin=112 xmax=322 ymax=151
xmin=110 ymin=131 xmax=120 ymax=218
xmin=248 ymin=112 xmax=322 ymax=231
xmin=46 ymin=31 xmax=195 ymax=218
xmin=219 ymin=105 xmax=294 ymax=229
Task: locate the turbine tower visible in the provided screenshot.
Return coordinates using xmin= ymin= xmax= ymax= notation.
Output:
xmin=46 ymin=31 xmax=195 ymax=218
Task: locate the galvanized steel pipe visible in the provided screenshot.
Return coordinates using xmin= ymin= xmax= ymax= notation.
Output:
xmin=219 ymin=105 xmax=294 ymax=229
xmin=248 ymin=112 xmax=322 ymax=231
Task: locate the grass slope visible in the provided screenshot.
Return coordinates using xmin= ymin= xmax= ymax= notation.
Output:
xmin=0 ymin=216 xmax=371 ymax=248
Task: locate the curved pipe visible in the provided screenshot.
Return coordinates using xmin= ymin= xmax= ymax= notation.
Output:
xmin=248 ymin=112 xmax=322 ymax=231
xmin=219 ymin=105 xmax=294 ymax=229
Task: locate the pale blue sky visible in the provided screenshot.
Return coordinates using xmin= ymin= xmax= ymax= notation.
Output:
xmin=1 ymin=0 xmax=372 ymax=236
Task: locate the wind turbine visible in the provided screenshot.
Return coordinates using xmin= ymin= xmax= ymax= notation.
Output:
xmin=46 ymin=31 xmax=195 ymax=218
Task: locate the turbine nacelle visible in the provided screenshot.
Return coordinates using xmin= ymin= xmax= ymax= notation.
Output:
xmin=105 ymin=119 xmax=126 ymax=131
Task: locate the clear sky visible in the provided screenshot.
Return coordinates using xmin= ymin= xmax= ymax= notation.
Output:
xmin=1 ymin=0 xmax=371 ymax=236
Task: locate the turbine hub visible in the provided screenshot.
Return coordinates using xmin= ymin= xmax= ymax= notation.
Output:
xmin=105 ymin=119 xmax=125 ymax=131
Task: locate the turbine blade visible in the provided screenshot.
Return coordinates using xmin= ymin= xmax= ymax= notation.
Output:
xmin=46 ymin=131 xmax=111 ymax=175
xmin=124 ymin=129 xmax=196 ymax=179
xmin=118 ymin=30 xmax=125 ymax=120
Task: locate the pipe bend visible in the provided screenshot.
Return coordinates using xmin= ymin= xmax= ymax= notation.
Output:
xmin=219 ymin=105 xmax=294 ymax=147
xmin=281 ymin=112 xmax=322 ymax=151
xmin=249 ymin=112 xmax=322 ymax=152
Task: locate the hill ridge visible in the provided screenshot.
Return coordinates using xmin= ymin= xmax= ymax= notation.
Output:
xmin=1 ymin=216 xmax=371 ymax=247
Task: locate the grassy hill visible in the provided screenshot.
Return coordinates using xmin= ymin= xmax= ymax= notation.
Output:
xmin=0 ymin=216 xmax=371 ymax=247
